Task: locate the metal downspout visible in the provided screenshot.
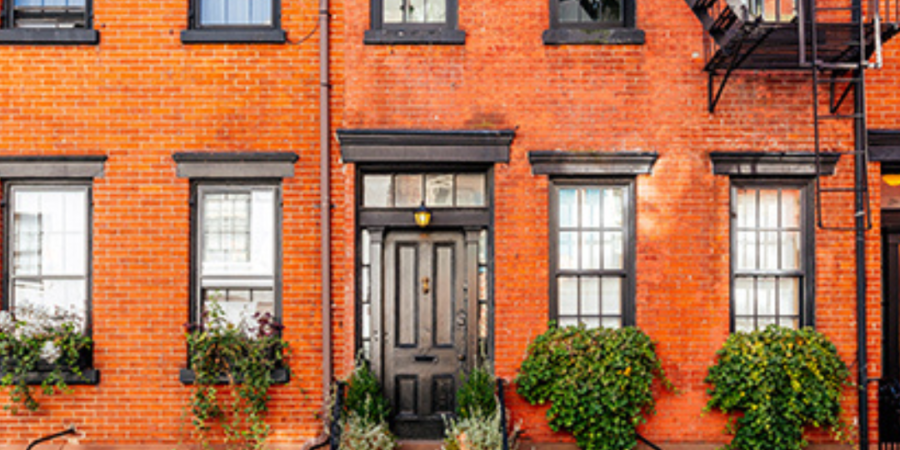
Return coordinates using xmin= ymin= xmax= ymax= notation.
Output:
xmin=319 ymin=0 xmax=332 ymax=425
xmin=855 ymin=68 xmax=869 ymax=450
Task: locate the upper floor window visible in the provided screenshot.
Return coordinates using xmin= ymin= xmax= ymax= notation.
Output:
xmin=193 ymin=184 xmax=280 ymax=328
xmin=731 ymin=183 xmax=812 ymax=332
xmin=550 ymin=181 xmax=634 ymax=328
xmin=365 ymin=0 xmax=465 ymax=44
xmin=542 ymin=0 xmax=644 ymax=45
xmin=0 ymin=0 xmax=99 ymax=44
xmin=4 ymin=184 xmax=91 ymax=330
xmin=181 ymin=0 xmax=286 ymax=44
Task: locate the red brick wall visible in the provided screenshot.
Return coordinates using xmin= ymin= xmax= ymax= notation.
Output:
xmin=0 ymin=0 xmax=339 ymax=445
xmin=336 ymin=0 xmax=896 ymax=446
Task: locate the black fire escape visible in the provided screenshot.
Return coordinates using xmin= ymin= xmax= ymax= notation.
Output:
xmin=684 ymin=0 xmax=900 ymax=448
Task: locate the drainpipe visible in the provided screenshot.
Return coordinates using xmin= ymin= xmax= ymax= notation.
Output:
xmin=854 ymin=67 xmax=869 ymax=450
xmin=319 ymin=0 xmax=332 ymax=426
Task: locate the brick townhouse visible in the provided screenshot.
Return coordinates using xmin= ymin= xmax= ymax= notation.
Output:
xmin=2 ymin=0 xmax=900 ymax=448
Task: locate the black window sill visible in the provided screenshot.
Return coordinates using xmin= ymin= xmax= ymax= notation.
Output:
xmin=364 ymin=28 xmax=466 ymax=45
xmin=542 ymin=27 xmax=645 ymax=45
xmin=0 ymin=28 xmax=99 ymax=45
xmin=180 ymin=29 xmax=287 ymax=44
xmin=179 ymin=368 xmax=290 ymax=385
xmin=18 ymin=369 xmax=101 ymax=386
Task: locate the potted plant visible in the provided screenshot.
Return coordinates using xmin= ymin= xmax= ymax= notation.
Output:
xmin=705 ymin=325 xmax=851 ymax=450
xmin=337 ymin=359 xmax=397 ymax=450
xmin=442 ymin=363 xmax=521 ymax=450
xmin=184 ymin=300 xmax=289 ymax=450
xmin=516 ymin=324 xmax=672 ymax=450
xmin=0 ymin=305 xmax=91 ymax=413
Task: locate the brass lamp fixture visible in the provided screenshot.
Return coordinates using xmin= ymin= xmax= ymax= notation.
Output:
xmin=414 ymin=202 xmax=432 ymax=228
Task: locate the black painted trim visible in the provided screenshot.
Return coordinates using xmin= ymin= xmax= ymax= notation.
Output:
xmin=542 ymin=27 xmax=645 ymax=45
xmin=0 ymin=28 xmax=98 ymax=45
xmin=180 ymin=29 xmax=286 ymax=44
xmin=179 ymin=368 xmax=290 ymax=385
xmin=529 ymin=151 xmax=658 ymax=176
xmin=359 ymin=209 xmax=491 ymax=228
xmin=364 ymin=28 xmax=466 ymax=45
xmin=338 ymin=129 xmax=515 ymax=163
xmin=710 ymin=152 xmax=840 ymax=177
xmin=173 ymin=152 xmax=299 ymax=178
xmin=21 ymin=369 xmax=100 ymax=386
xmin=869 ymin=129 xmax=900 ymax=162
xmin=0 ymin=155 xmax=107 ymax=163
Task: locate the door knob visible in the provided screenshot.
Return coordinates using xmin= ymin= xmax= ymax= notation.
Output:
xmin=458 ymin=354 xmax=466 ymax=361
xmin=422 ymin=276 xmax=430 ymax=294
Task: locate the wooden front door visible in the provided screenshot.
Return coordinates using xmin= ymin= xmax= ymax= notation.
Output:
xmin=383 ymin=231 xmax=471 ymax=438
xmin=881 ymin=232 xmax=900 ymax=443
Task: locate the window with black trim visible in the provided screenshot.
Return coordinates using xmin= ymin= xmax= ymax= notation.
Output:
xmin=550 ymin=180 xmax=634 ymax=328
xmin=542 ymin=0 xmax=644 ymax=45
xmin=731 ymin=181 xmax=813 ymax=332
xmin=365 ymin=0 xmax=465 ymax=45
xmin=0 ymin=0 xmax=99 ymax=44
xmin=181 ymin=0 xmax=286 ymax=44
xmin=192 ymin=183 xmax=280 ymax=328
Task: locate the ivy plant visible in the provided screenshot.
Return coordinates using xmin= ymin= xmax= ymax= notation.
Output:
xmin=516 ymin=325 xmax=671 ymax=450
xmin=705 ymin=325 xmax=850 ymax=450
xmin=0 ymin=305 xmax=91 ymax=413
xmin=185 ymin=300 xmax=288 ymax=450
xmin=338 ymin=360 xmax=396 ymax=450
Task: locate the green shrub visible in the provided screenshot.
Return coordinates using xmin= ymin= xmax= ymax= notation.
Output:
xmin=456 ymin=363 xmax=497 ymax=419
xmin=705 ymin=326 xmax=850 ymax=450
xmin=0 ymin=305 xmax=91 ymax=413
xmin=516 ymin=325 xmax=671 ymax=450
xmin=442 ymin=405 xmax=521 ymax=450
xmin=339 ymin=360 xmax=396 ymax=450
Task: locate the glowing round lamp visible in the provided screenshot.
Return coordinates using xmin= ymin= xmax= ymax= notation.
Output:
xmin=414 ymin=203 xmax=432 ymax=228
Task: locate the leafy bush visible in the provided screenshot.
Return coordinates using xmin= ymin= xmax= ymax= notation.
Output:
xmin=516 ymin=325 xmax=671 ymax=450
xmin=456 ymin=363 xmax=497 ymax=419
xmin=442 ymin=405 xmax=520 ymax=450
xmin=705 ymin=326 xmax=850 ymax=450
xmin=0 ymin=305 xmax=91 ymax=413
xmin=185 ymin=300 xmax=288 ymax=450
xmin=339 ymin=361 xmax=396 ymax=450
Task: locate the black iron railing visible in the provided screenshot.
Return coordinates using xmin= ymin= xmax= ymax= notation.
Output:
xmin=27 ymin=428 xmax=77 ymax=450
xmin=497 ymin=378 xmax=509 ymax=450
xmin=330 ymin=381 xmax=346 ymax=450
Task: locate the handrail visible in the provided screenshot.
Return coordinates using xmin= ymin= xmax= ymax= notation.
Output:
xmin=497 ymin=378 xmax=509 ymax=450
xmin=636 ymin=433 xmax=664 ymax=450
xmin=26 ymin=427 xmax=77 ymax=450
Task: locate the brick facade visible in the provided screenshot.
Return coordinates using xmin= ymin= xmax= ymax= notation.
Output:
xmin=0 ymin=0 xmax=896 ymax=447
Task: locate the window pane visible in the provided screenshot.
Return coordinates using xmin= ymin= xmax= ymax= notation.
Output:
xmin=559 ymin=189 xmax=578 ymax=228
xmin=394 ymin=174 xmax=423 ymax=208
xmin=426 ymin=174 xmax=453 ymax=207
xmin=779 ymin=277 xmax=799 ymax=316
xmin=759 ymin=231 xmax=779 ymax=271
xmin=425 ymin=0 xmax=446 ymax=22
xmin=601 ymin=277 xmax=621 ymax=315
xmin=203 ymin=288 xmax=275 ymax=329
xmin=737 ymin=231 xmax=757 ymax=270
xmin=582 ymin=188 xmax=601 ymax=228
xmin=737 ymin=189 xmax=756 ymax=228
xmin=735 ymin=318 xmax=754 ymax=332
xmin=759 ymin=189 xmax=779 ymax=228
xmin=558 ymin=0 xmax=580 ymax=22
xmin=250 ymin=0 xmax=273 ymax=25
xmin=580 ymin=277 xmax=600 ymax=316
xmin=558 ymin=277 xmax=578 ymax=315
xmin=603 ymin=231 xmax=623 ymax=270
xmin=558 ymin=317 xmax=578 ymax=327
xmin=362 ymin=267 xmax=371 ymax=303
xmin=13 ymin=279 xmax=87 ymax=330
xmin=782 ymin=189 xmax=801 ymax=228
xmin=362 ymin=303 xmax=372 ymax=339
xmin=363 ymin=175 xmax=393 ymax=207
xmin=408 ymin=0 xmax=426 ymax=25
xmin=456 ymin=174 xmax=485 ymax=207
xmin=757 ymin=317 xmax=776 ymax=329
xmin=582 ymin=317 xmax=601 ymax=329
xmin=782 ymin=231 xmax=800 ymax=270
xmin=603 ymin=188 xmax=624 ymax=228
xmin=226 ymin=0 xmax=247 ymax=24
xmin=201 ymin=188 xmax=275 ymax=277
xmin=478 ymin=230 xmax=488 ymax=265
xmin=200 ymin=0 xmax=227 ymax=25
xmin=779 ymin=318 xmax=799 ymax=329
xmin=559 ymin=232 xmax=579 ymax=270
xmin=602 ymin=317 xmax=621 ymax=329
xmin=361 ymin=229 xmax=371 ymax=265
xmin=383 ymin=0 xmax=403 ymax=22
xmin=13 ymin=189 xmax=88 ymax=277
xmin=735 ymin=278 xmax=753 ymax=315
xmin=478 ymin=267 xmax=488 ymax=301
xmin=757 ymin=277 xmax=776 ymax=316
xmin=581 ymin=232 xmax=601 ymax=270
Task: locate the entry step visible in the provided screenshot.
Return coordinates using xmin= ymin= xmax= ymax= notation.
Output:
xmin=397 ymin=440 xmax=444 ymax=450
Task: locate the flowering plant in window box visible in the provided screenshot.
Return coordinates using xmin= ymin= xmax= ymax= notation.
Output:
xmin=184 ymin=300 xmax=289 ymax=450
xmin=0 ymin=305 xmax=92 ymax=413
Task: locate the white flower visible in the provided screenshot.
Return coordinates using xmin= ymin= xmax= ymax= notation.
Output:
xmin=14 ymin=321 xmax=41 ymax=341
xmin=0 ymin=311 xmax=15 ymax=335
xmin=39 ymin=341 xmax=61 ymax=363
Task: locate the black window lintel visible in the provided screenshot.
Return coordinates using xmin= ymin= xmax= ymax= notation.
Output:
xmin=710 ymin=152 xmax=840 ymax=177
xmin=0 ymin=155 xmax=107 ymax=178
xmin=338 ymin=129 xmax=515 ymax=163
xmin=529 ymin=151 xmax=658 ymax=176
xmin=172 ymin=152 xmax=299 ymax=178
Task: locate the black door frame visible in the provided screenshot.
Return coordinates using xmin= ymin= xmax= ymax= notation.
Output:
xmin=881 ymin=211 xmax=900 ymax=443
